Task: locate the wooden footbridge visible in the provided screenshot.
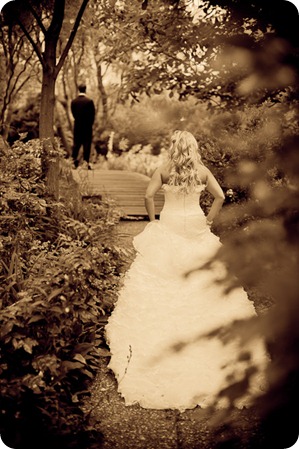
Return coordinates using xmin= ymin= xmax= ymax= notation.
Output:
xmin=72 ymin=168 xmax=164 ymax=217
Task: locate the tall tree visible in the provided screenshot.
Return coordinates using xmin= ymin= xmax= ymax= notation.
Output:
xmin=1 ymin=0 xmax=90 ymax=140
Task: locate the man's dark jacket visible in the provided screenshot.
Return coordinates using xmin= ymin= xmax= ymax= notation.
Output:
xmin=71 ymin=94 xmax=95 ymax=134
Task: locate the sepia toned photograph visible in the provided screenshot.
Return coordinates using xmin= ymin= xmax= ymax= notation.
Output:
xmin=0 ymin=1 xmax=299 ymax=448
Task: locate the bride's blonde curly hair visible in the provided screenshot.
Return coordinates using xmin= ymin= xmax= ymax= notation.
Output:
xmin=167 ymin=130 xmax=204 ymax=193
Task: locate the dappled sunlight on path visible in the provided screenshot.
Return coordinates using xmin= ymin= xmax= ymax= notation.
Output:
xmin=84 ymin=358 xmax=263 ymax=449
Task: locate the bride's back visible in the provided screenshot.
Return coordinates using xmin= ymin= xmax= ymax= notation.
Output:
xmin=162 ymin=184 xmax=206 ymax=214
xmin=160 ymin=182 xmax=207 ymax=239
xmin=160 ymin=162 xmax=208 ymax=187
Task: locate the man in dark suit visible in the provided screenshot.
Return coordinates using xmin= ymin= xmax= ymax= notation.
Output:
xmin=71 ymin=84 xmax=95 ymax=169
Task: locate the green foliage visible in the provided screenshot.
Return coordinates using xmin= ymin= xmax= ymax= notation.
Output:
xmin=0 ymin=9 xmax=40 ymax=141
xmin=108 ymin=93 xmax=204 ymax=150
xmin=6 ymin=95 xmax=40 ymax=145
xmin=104 ymin=144 xmax=167 ymax=177
xmin=0 ymin=139 xmax=124 ymax=447
xmin=189 ymin=62 xmax=299 ymax=449
xmin=206 ymin=132 xmax=299 ymax=449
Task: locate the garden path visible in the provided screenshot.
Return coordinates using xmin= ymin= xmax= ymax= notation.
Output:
xmin=83 ymin=219 xmax=263 ymax=449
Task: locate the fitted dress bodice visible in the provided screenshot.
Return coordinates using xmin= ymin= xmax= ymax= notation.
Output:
xmin=160 ymin=184 xmax=207 ymax=239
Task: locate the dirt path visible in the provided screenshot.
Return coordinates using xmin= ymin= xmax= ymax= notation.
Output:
xmin=83 ymin=219 xmax=263 ymax=449
xmin=116 ymin=219 xmax=147 ymax=248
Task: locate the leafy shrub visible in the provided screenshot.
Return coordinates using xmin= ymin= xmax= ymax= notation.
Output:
xmin=0 ymin=139 xmax=125 ymax=448
xmin=103 ymin=143 xmax=168 ymax=177
xmin=109 ymin=93 xmax=209 ymax=152
xmin=7 ymin=95 xmax=40 ymax=145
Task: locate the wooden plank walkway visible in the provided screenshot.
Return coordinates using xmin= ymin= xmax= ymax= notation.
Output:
xmin=72 ymin=169 xmax=164 ymax=216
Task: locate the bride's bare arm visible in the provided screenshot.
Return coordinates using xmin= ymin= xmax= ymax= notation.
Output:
xmin=205 ymin=168 xmax=225 ymax=225
xmin=144 ymin=168 xmax=163 ymax=221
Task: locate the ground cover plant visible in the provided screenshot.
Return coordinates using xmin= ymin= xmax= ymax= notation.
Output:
xmin=0 ymin=138 xmax=126 ymax=449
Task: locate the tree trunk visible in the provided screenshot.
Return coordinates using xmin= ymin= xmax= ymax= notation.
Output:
xmin=39 ymin=0 xmax=65 ymax=141
xmin=0 ymin=135 xmax=9 ymax=156
xmin=97 ymin=63 xmax=109 ymax=127
xmin=39 ymin=68 xmax=56 ymax=140
xmin=1 ymin=104 xmax=13 ymax=141
xmin=39 ymin=34 xmax=58 ymax=185
xmin=56 ymin=102 xmax=72 ymax=155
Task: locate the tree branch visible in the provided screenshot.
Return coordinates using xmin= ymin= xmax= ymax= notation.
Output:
xmin=16 ymin=19 xmax=45 ymax=69
xmin=7 ymin=49 xmax=37 ymax=107
xmin=22 ymin=0 xmax=48 ymax=36
xmin=55 ymin=0 xmax=90 ymax=77
xmin=47 ymin=0 xmax=65 ymax=40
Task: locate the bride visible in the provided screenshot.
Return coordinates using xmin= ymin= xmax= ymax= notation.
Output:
xmin=105 ymin=130 xmax=267 ymax=411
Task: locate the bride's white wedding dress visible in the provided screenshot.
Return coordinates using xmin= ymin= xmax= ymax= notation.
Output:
xmin=105 ymin=184 xmax=268 ymax=410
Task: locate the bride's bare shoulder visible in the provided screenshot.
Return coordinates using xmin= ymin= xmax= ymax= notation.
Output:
xmin=197 ymin=164 xmax=210 ymax=183
xmin=158 ymin=163 xmax=171 ymax=184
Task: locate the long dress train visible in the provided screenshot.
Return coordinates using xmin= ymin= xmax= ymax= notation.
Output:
xmin=105 ymin=184 xmax=268 ymax=410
